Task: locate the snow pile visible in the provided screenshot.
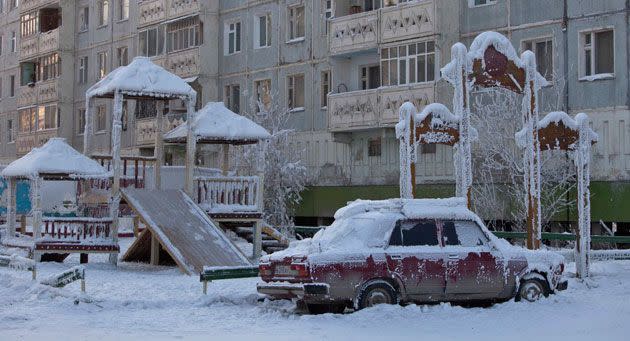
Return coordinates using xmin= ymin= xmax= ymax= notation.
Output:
xmin=163 ymin=102 xmax=272 ymax=143
xmin=416 ymin=103 xmax=460 ymax=130
xmin=86 ymin=57 xmax=195 ymax=99
xmin=1 ymin=138 xmax=109 ymax=178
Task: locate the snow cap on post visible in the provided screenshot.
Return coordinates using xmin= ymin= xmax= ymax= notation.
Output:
xmin=440 ymin=42 xmax=468 ymax=85
xmin=86 ymin=57 xmax=196 ymax=100
xmin=1 ymin=138 xmax=109 ymax=179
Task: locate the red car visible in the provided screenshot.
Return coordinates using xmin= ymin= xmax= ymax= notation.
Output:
xmin=257 ymin=198 xmax=567 ymax=314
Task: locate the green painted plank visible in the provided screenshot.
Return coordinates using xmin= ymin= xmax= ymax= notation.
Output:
xmin=200 ymin=266 xmax=259 ymax=282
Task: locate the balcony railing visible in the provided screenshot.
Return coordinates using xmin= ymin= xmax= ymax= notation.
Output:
xmin=19 ymin=28 xmax=60 ymax=61
xmin=138 ymin=0 xmax=166 ymax=27
xmin=195 ymin=176 xmax=261 ymax=214
xmin=17 ymin=86 xmax=37 ymax=107
xmin=15 ymin=128 xmax=59 ymax=155
xmin=135 ymin=114 xmax=186 ymax=146
xmin=167 ymin=0 xmax=199 ymax=19
xmin=165 ymin=47 xmax=200 ymax=78
xmin=328 ymin=83 xmax=434 ymax=132
xmin=329 ymin=0 xmax=435 ymax=56
xmin=38 ymin=218 xmax=114 ymax=244
xmin=39 ymin=28 xmax=59 ymax=55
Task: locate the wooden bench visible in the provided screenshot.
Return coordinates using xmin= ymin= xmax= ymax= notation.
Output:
xmin=199 ymin=266 xmax=259 ymax=294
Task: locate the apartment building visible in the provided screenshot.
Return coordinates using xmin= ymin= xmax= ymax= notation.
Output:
xmin=0 ymin=0 xmax=628 ymax=226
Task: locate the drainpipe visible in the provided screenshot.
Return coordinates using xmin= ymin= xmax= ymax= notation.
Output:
xmin=563 ymin=0 xmax=570 ymax=225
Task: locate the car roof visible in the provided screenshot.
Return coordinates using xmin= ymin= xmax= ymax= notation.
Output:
xmin=334 ymin=197 xmax=479 ymax=222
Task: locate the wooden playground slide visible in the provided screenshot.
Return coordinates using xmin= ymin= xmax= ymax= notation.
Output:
xmin=121 ymin=189 xmax=251 ymax=275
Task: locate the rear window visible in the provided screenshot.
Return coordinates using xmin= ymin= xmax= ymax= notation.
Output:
xmin=389 ymin=220 xmax=439 ymax=246
xmin=442 ymin=220 xmax=489 ymax=247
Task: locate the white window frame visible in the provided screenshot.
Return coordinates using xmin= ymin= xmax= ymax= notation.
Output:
xmin=118 ymin=0 xmax=129 ymax=21
xmin=7 ymin=119 xmax=14 ymax=143
xmin=321 ymin=70 xmax=330 ymax=108
xmin=579 ymin=28 xmax=615 ymax=80
xmin=381 ymin=40 xmax=436 ymax=86
xmin=79 ymin=56 xmax=88 ymax=83
xmin=97 ymin=51 xmax=108 ymax=79
xmin=287 ymin=5 xmax=305 ymax=42
xmin=77 ymin=108 xmax=86 ymax=135
xmin=139 ymin=26 xmax=165 ymax=57
xmin=521 ymin=36 xmax=554 ymax=82
xmin=224 ymin=84 xmax=241 ymax=114
xmin=98 ymin=0 xmax=110 ymax=27
xmin=79 ymin=6 xmax=89 ymax=32
xmin=254 ymin=14 xmax=271 ymax=49
xmin=468 ymin=0 xmax=497 ymax=8
xmin=96 ymin=105 xmax=107 ymax=132
xmin=323 ymin=0 xmax=334 ymax=35
xmin=10 ymin=31 xmax=16 ymax=53
xmin=117 ymin=46 xmax=128 ymax=67
xmin=224 ymin=20 xmax=241 ymax=55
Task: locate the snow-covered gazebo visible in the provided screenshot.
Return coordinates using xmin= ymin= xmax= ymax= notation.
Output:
xmin=85 ymin=57 xmax=197 ymax=262
xmin=164 ymin=102 xmax=271 ymax=258
xmin=1 ymin=138 xmax=114 ymax=263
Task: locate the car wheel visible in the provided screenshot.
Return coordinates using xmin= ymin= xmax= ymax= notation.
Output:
xmin=516 ymin=278 xmax=550 ymax=302
xmin=357 ymin=281 xmax=398 ymax=310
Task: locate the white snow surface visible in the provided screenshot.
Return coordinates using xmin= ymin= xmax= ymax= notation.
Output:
xmin=1 ymin=138 xmax=109 ymax=178
xmin=86 ymin=57 xmax=195 ymax=99
xmin=163 ymin=102 xmax=271 ymax=142
xmin=0 ymin=240 xmax=628 ymax=340
xmin=416 ymin=103 xmax=460 ymax=129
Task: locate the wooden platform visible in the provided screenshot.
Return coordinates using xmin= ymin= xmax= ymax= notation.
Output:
xmin=121 ymin=189 xmax=251 ymax=275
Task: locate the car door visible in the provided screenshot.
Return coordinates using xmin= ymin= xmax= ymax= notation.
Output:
xmin=442 ymin=220 xmax=505 ymax=300
xmin=385 ymin=219 xmax=446 ymax=302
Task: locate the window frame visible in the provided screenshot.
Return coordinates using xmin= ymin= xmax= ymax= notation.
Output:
xmin=97 ymin=51 xmax=108 ymax=79
xmin=323 ymin=0 xmax=334 ymax=35
xmin=79 ymin=6 xmax=90 ymax=32
xmin=98 ymin=0 xmax=110 ymax=28
xmin=118 ymin=0 xmax=129 ymax=22
xmin=166 ymin=16 xmax=202 ymax=53
xmin=287 ymin=73 xmax=305 ymax=111
xmin=117 ymin=46 xmax=128 ymax=67
xmin=7 ymin=119 xmax=14 ymax=143
xmin=389 ymin=219 xmax=441 ymax=247
xmin=254 ymin=14 xmax=272 ymax=49
xmin=79 ymin=56 xmax=89 ymax=84
xmin=224 ymin=84 xmax=241 ymax=114
xmin=224 ymin=20 xmax=242 ymax=55
xmin=287 ymin=5 xmax=305 ymax=42
xmin=253 ymin=78 xmax=272 ymax=113
xmin=468 ymin=0 xmax=497 ymax=8
xmin=10 ymin=31 xmax=16 ymax=53
xmin=579 ymin=28 xmax=615 ymax=80
xmin=380 ymin=40 xmax=436 ymax=87
xmin=139 ymin=26 xmax=165 ymax=57
xmin=77 ymin=108 xmax=86 ymax=135
xmin=321 ymin=70 xmax=330 ymax=108
xmin=521 ymin=36 xmax=554 ymax=82
xmin=96 ymin=105 xmax=108 ymax=132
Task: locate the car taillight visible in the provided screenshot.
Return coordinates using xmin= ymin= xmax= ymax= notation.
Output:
xmin=290 ymin=262 xmax=310 ymax=278
xmin=259 ymin=263 xmax=272 ymax=277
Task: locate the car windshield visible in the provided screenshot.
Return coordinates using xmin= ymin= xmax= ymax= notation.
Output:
xmin=312 ymin=211 xmax=401 ymax=251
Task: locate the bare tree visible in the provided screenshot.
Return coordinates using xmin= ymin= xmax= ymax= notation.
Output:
xmin=234 ymin=95 xmax=307 ymax=234
xmin=470 ymin=82 xmax=576 ymax=232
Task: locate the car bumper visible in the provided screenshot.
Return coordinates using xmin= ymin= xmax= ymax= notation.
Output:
xmin=257 ymin=282 xmax=330 ymax=300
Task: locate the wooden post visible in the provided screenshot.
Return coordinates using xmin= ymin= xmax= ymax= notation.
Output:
xmin=109 ymin=91 xmax=124 ymax=265
xmin=184 ymin=95 xmax=197 ymax=197
xmin=154 ymin=100 xmax=165 ymax=190
xmin=83 ymin=96 xmax=95 ymax=156
xmin=80 ymin=253 xmax=88 ymax=264
xmin=203 ymin=280 xmax=208 ymax=295
xmin=525 ymin=77 xmax=542 ymax=250
xmin=32 ymin=177 xmax=42 ymax=240
xmin=81 ymin=280 xmax=86 ymax=293
xmin=450 ymin=43 xmax=472 ymax=208
xmin=20 ymin=215 xmax=26 ymax=234
xmin=222 ymin=145 xmax=230 ymax=176
xmin=133 ymin=215 xmax=140 ymax=237
xmin=575 ymin=114 xmax=592 ymax=278
xmin=6 ymin=178 xmax=17 ymax=237
xmin=253 ymin=220 xmax=262 ymax=261
xmin=150 ymin=232 xmax=160 ymax=266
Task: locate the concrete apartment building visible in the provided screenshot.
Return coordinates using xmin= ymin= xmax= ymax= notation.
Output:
xmin=0 ymin=0 xmax=628 ymax=226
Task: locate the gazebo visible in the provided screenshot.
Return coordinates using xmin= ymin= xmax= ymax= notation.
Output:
xmin=1 ymin=138 xmax=114 ymax=263
xmin=84 ymin=57 xmax=197 ymax=263
xmin=163 ymin=102 xmax=271 ymax=258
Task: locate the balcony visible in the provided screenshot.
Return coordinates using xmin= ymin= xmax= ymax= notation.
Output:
xmin=328 ymin=0 xmax=435 ymax=56
xmin=17 ymin=79 xmax=59 ymax=108
xmin=18 ymin=28 xmax=60 ymax=61
xmin=165 ymin=48 xmax=200 ymax=78
xmin=17 ymin=86 xmax=37 ymax=107
xmin=167 ymin=0 xmax=199 ymax=20
xmin=19 ymin=0 xmax=58 ymax=13
xmin=135 ymin=114 xmax=187 ymax=146
xmin=138 ymin=0 xmax=166 ymax=27
xmin=328 ymin=83 xmax=434 ymax=132
xmin=16 ymin=129 xmax=59 ymax=155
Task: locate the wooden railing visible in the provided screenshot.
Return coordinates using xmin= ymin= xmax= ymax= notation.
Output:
xmin=39 ymin=218 xmax=114 ymax=243
xmin=196 ymin=176 xmax=260 ymax=213
xmin=92 ymin=155 xmax=157 ymax=189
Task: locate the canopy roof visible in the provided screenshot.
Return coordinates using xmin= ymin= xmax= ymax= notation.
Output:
xmin=86 ymin=57 xmax=196 ymax=100
xmin=163 ymin=102 xmax=271 ymax=145
xmin=1 ymin=138 xmax=109 ymax=179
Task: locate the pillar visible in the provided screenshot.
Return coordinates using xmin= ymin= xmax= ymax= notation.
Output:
xmin=450 ymin=43 xmax=472 ymax=207
xmin=154 ymin=100 xmax=165 ymax=190
xmin=6 ymin=178 xmax=17 ymax=237
xmin=184 ymin=94 xmax=197 ymax=197
xmin=575 ymin=113 xmax=592 ymax=278
xmin=83 ymin=96 xmax=95 ymax=156
xmin=109 ymin=91 xmax=124 ymax=265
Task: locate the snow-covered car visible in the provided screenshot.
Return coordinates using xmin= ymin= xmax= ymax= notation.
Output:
xmin=257 ymin=198 xmax=567 ymax=314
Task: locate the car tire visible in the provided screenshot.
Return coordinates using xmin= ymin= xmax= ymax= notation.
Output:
xmin=356 ymin=281 xmax=398 ymax=310
xmin=515 ymin=278 xmax=550 ymax=302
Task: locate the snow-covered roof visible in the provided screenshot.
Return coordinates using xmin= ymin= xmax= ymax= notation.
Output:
xmin=86 ymin=57 xmax=196 ymax=99
xmin=1 ymin=138 xmax=109 ymax=179
xmin=516 ymin=111 xmax=598 ymax=149
xmin=416 ymin=103 xmax=460 ymax=129
xmin=335 ymin=197 xmax=478 ymax=222
xmin=163 ymin=102 xmax=271 ymax=144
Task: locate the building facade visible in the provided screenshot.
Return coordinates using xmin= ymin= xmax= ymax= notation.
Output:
xmin=0 ymin=0 xmax=628 ymax=225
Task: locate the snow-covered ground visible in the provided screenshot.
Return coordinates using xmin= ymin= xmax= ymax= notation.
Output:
xmin=1 ymin=238 xmax=628 ymax=341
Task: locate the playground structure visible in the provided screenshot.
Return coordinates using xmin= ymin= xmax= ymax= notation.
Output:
xmin=397 ymin=32 xmax=599 ymax=277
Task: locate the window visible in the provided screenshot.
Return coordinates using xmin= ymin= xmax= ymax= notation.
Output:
xmin=255 ymin=14 xmax=271 ymax=48
xmin=79 ymin=7 xmax=89 ymax=31
xmin=7 ymin=119 xmax=14 ymax=142
xmin=21 ymin=12 xmax=39 ymax=38
xmin=0 ymin=35 xmax=3 ymax=55
xmin=139 ymin=26 xmax=165 ymax=57
xmin=98 ymin=0 xmax=110 ymax=27
xmin=20 ymin=62 xmax=36 ymax=86
xmin=118 ymin=0 xmax=129 ymax=21
xmin=523 ymin=38 xmax=553 ymax=81
xmin=323 ymin=0 xmax=333 ymax=35
xmin=78 ymin=109 xmax=85 ymax=135
xmin=365 ymin=0 xmax=382 ymax=11
xmin=469 ymin=0 xmax=497 ymax=7
xmin=96 ymin=105 xmax=107 ymax=132
xmin=389 ymin=220 xmax=439 ymax=247
xmin=97 ymin=51 xmax=108 ymax=79
xmin=321 ymin=71 xmax=330 ymax=107
xmin=368 ymin=137 xmax=381 ymax=157
xmin=19 ymin=108 xmax=37 ymax=133
xmin=361 ymin=65 xmax=381 ymax=90
xmin=117 ymin=46 xmax=128 ymax=66
xmin=9 ymin=75 xmax=15 ymax=97
xmin=37 ymin=104 xmax=57 ymax=130
xmin=224 ymin=84 xmax=240 ymax=114
xmin=0 ymin=1 xmax=3 ymax=13
xmin=254 ymin=79 xmax=271 ymax=112
xmin=167 ymin=16 xmax=202 ymax=53
xmin=581 ymin=29 xmax=614 ymax=77
xmin=38 ymin=53 xmax=60 ymax=81
xmin=421 ymin=144 xmax=436 ymax=154
xmin=287 ymin=6 xmax=305 ymax=41
xmin=225 ymin=21 xmax=241 ymax=55
xmin=79 ymin=56 xmax=88 ymax=83
xmin=381 ymin=41 xmax=435 ymax=86
xmin=134 ymin=100 xmax=157 ymax=119
xmin=9 ymin=0 xmax=17 ymax=11
xmin=287 ymin=74 xmax=304 ymax=110
xmin=10 ymin=31 xmax=16 ymax=53
xmin=0 ymin=76 xmax=2 ymax=98
xmin=442 ymin=221 xmax=489 ymax=247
